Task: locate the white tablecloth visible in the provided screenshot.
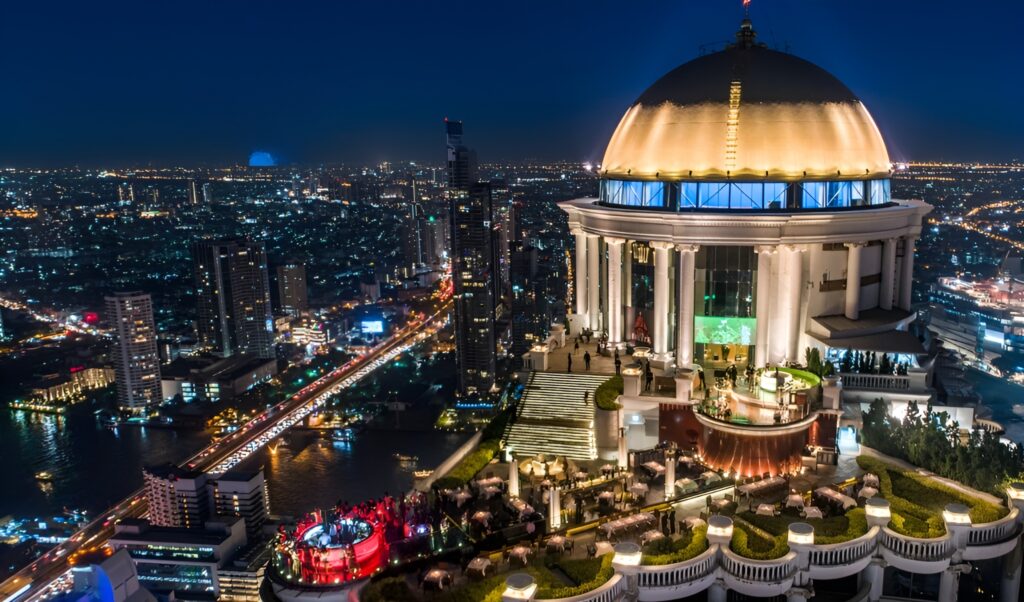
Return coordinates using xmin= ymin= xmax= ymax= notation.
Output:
xmin=737 ymin=476 xmax=786 ymax=496
xmin=675 ymin=478 xmax=698 ymax=494
xmin=757 ymin=504 xmax=776 ymax=516
xmin=643 ymin=461 xmax=665 ymax=475
xmin=785 ymin=494 xmax=805 ymax=508
xmin=803 ymin=507 xmax=823 ymax=519
xmin=701 ymin=471 xmax=722 ymax=484
xmin=815 ymin=487 xmax=856 ymax=509
xmin=858 ymin=486 xmax=878 ymax=499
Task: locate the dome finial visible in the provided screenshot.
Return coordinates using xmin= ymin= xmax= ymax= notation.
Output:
xmin=736 ymin=2 xmax=757 ymax=49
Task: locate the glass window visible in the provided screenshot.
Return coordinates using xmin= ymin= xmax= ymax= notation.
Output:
xmin=764 ymin=183 xmax=787 ymax=209
xmin=869 ymin=179 xmax=890 ymax=205
xmin=730 ymin=183 xmax=763 ymax=209
xmin=851 ymin=181 xmax=865 ymax=206
xmin=699 ymin=182 xmax=729 ymax=208
xmin=826 ymin=181 xmax=851 ymax=207
xmin=802 ymin=182 xmax=826 ymax=208
xmin=679 ymin=182 xmax=698 ymax=208
xmin=642 ymin=182 xmax=665 ymax=207
xmin=622 ymin=181 xmax=643 ymax=206
xmin=603 ymin=180 xmax=622 ymax=205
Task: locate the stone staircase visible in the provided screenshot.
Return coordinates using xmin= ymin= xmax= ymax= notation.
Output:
xmin=503 ymin=371 xmax=608 ymax=460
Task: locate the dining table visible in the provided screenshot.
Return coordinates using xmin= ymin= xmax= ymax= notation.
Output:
xmin=785 ymin=493 xmax=805 ymax=508
xmin=803 ymin=506 xmax=823 ymax=519
xmin=423 ymin=569 xmax=452 ymax=591
xmin=675 ymin=478 xmax=699 ymax=495
xmin=756 ymin=503 xmax=776 ymax=516
xmin=815 ymin=487 xmax=857 ymax=510
xmin=466 ymin=557 xmax=491 ymax=579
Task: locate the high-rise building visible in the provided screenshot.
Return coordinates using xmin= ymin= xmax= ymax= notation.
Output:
xmin=142 ymin=465 xmax=210 ymax=529
xmin=208 ymin=469 xmax=270 ymax=539
xmin=187 ymin=180 xmax=202 ymax=205
xmin=192 ymin=239 xmax=274 ymax=359
xmin=445 ymin=119 xmax=476 ymax=192
xmin=118 ymin=182 xmax=135 ymax=205
xmin=0 ymin=308 xmax=6 ymax=341
xmin=202 ymin=182 xmax=213 ymax=204
xmin=450 ymin=182 xmax=499 ymax=395
xmin=276 ymin=262 xmax=308 ymax=316
xmin=402 ymin=201 xmax=427 ymax=271
xmin=106 ymin=292 xmax=162 ymax=414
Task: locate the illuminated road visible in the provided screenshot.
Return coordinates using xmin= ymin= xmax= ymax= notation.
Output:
xmin=952 ymin=199 xmax=1024 ymax=252
xmin=0 ymin=300 xmax=451 ymax=602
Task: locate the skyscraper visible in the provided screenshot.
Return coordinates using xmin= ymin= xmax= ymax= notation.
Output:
xmin=192 ymin=239 xmax=274 ymax=359
xmin=445 ymin=119 xmax=476 ymax=192
xmin=276 ymin=261 xmax=309 ymax=317
xmin=105 ymin=292 xmax=162 ymax=414
xmin=450 ymin=182 xmax=499 ymax=395
xmin=0 ymin=308 xmax=6 ymax=341
xmin=187 ymin=180 xmax=201 ymax=205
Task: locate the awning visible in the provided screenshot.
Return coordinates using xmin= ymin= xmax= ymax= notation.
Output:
xmin=809 ymin=330 xmax=926 ymax=355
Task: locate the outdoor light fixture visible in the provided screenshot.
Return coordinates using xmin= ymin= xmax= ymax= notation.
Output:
xmin=1007 ymin=483 xmax=1024 ymax=501
xmin=865 ymin=498 xmax=891 ymax=520
xmin=502 ymin=574 xmax=537 ymax=600
xmin=612 ymin=542 xmax=642 ymax=567
xmin=707 ymin=515 xmax=734 ymax=541
xmin=942 ymin=503 xmax=972 ymax=525
xmin=787 ymin=522 xmax=814 ymax=545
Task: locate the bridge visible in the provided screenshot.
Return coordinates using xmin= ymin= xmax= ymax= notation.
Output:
xmin=0 ymin=300 xmax=451 ymax=602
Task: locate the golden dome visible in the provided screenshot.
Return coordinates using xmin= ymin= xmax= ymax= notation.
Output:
xmin=601 ymin=23 xmax=891 ymax=182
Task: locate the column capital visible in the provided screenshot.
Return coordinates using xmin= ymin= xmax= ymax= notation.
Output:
xmin=754 ymin=244 xmax=778 ymax=255
xmin=675 ymin=243 xmax=699 ymax=254
xmin=605 ymin=236 xmax=627 ymax=246
xmin=780 ymin=243 xmax=806 ymax=253
xmin=844 ymin=241 xmax=868 ymax=249
xmin=649 ymin=240 xmax=675 ymax=251
xmin=570 ymin=226 xmax=585 ymax=237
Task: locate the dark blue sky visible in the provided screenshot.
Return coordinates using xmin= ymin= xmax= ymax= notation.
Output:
xmin=2 ymin=1 xmax=1022 ymax=167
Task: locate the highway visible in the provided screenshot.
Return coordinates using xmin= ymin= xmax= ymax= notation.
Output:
xmin=0 ymin=300 xmax=451 ymax=602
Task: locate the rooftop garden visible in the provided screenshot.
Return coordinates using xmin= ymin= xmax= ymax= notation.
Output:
xmin=641 ymin=525 xmax=708 ymax=565
xmin=861 ymin=397 xmax=1024 ymax=495
xmin=857 ymin=455 xmax=1008 ymax=538
xmin=433 ymin=406 xmax=513 ymax=490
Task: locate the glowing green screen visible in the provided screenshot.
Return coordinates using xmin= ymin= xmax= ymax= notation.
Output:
xmin=693 ymin=316 xmax=756 ymax=345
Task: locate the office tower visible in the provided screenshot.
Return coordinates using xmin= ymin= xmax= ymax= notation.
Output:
xmin=450 ymin=182 xmax=499 ymax=395
xmin=0 ymin=308 xmax=6 ymax=341
xmin=192 ymin=239 xmax=274 ymax=359
xmin=118 ymin=182 xmax=134 ymax=204
xmin=106 ymin=292 xmax=162 ymax=414
xmin=276 ymin=261 xmax=308 ymax=316
xmin=510 ymin=242 xmax=542 ymax=364
xmin=490 ymin=179 xmax=513 ymax=298
xmin=423 ymin=214 xmax=446 ymax=267
xmin=187 ymin=180 xmax=201 ymax=205
xmin=209 ymin=469 xmax=270 ymax=539
xmin=402 ymin=201 xmax=427 ymax=271
xmin=142 ymin=465 xmax=210 ymax=529
xmin=202 ymin=182 xmax=213 ymax=204
xmin=445 ymin=119 xmax=477 ymax=192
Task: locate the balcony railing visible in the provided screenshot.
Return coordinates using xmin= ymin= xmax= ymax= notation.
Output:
xmin=839 ymin=373 xmax=910 ymax=391
xmin=807 ymin=527 xmax=879 ymax=567
xmin=881 ymin=528 xmax=951 ymax=561
xmin=636 ymin=547 xmax=717 ymax=588
xmin=721 ymin=548 xmax=798 ymax=583
xmin=968 ymin=509 xmax=1020 ymax=546
xmin=541 ymin=573 xmax=625 ymax=602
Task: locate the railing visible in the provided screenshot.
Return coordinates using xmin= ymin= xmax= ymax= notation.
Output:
xmin=541 ymin=573 xmax=625 ymax=602
xmin=839 ymin=373 xmax=911 ymax=391
xmin=721 ymin=548 xmax=798 ymax=583
xmin=636 ymin=547 xmax=717 ymax=588
xmin=968 ymin=509 xmax=1020 ymax=546
xmin=881 ymin=528 xmax=951 ymax=561
xmin=973 ymin=418 xmax=1005 ymax=435
xmin=808 ymin=527 xmax=879 ymax=567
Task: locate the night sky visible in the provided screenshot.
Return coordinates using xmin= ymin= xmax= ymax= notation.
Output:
xmin=2 ymin=1 xmax=1022 ymax=167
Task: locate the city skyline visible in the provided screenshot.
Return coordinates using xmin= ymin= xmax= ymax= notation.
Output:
xmin=2 ymin=1 xmax=1023 ymax=167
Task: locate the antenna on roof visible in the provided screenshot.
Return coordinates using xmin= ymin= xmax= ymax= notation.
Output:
xmin=743 ymin=0 xmax=751 ymax=16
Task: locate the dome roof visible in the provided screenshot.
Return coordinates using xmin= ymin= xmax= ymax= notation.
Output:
xmin=601 ymin=21 xmax=890 ymax=182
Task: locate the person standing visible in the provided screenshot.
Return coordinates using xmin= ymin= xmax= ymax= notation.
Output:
xmin=584 ymin=351 xmax=591 ymax=371
xmin=567 ymin=353 xmax=573 ymax=373
xmin=574 ymin=338 xmax=580 ymax=354
xmin=614 ymin=356 xmax=622 ymax=375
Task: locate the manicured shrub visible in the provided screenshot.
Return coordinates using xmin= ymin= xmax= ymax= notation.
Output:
xmin=641 ymin=526 xmax=709 ymax=565
xmin=595 ymin=375 xmax=624 ymax=410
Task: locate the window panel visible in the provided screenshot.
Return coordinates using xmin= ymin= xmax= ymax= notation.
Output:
xmin=699 ymin=182 xmax=729 ymax=208
xmin=730 ymin=183 xmax=763 ymax=209
xmin=623 ymin=181 xmax=643 ymax=206
xmin=679 ymin=182 xmax=698 ymax=208
xmin=642 ymin=182 xmax=665 ymax=207
xmin=802 ymin=182 xmax=826 ymax=208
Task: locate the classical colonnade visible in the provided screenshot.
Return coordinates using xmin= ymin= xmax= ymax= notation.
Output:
xmin=572 ymin=229 xmax=918 ymax=368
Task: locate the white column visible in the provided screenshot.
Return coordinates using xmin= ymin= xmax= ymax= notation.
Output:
xmin=587 ymin=235 xmax=601 ymax=330
xmin=1001 ymin=538 xmax=1022 ymax=602
xmin=880 ymin=238 xmax=897 ymax=311
xmin=860 ymin=559 xmax=885 ymax=602
xmin=548 ymin=486 xmax=561 ymax=530
xmin=508 ymin=459 xmax=519 ymax=498
xmin=938 ymin=567 xmax=959 ymax=602
xmin=844 ymin=242 xmax=866 ymax=320
xmin=899 ymin=236 xmax=916 ymax=310
xmin=650 ymin=241 xmax=674 ymax=361
xmin=782 ymin=244 xmax=805 ymax=363
xmin=664 ymin=452 xmax=676 ymax=502
xmin=754 ymin=245 xmax=777 ymax=368
xmin=606 ymin=237 xmax=626 ymax=346
xmin=675 ymin=244 xmax=698 ymax=368
xmin=708 ymin=581 xmax=727 ymax=602
xmin=617 ymin=411 xmax=628 ymax=469
xmin=573 ymin=229 xmax=588 ymax=317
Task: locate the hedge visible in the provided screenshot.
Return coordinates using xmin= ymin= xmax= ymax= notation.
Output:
xmin=774 ymin=367 xmax=821 ymax=388
xmin=731 ymin=522 xmax=790 ymax=560
xmin=641 ymin=525 xmax=709 ymax=565
xmin=595 ymin=375 xmax=624 ymax=411
xmin=433 ymin=438 xmax=502 ymax=490
xmin=479 ymin=555 xmax=616 ymax=602
xmin=738 ymin=509 xmax=868 ymax=545
xmin=360 ymin=576 xmax=416 ymax=602
xmin=856 ymin=456 xmax=1008 ymax=538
